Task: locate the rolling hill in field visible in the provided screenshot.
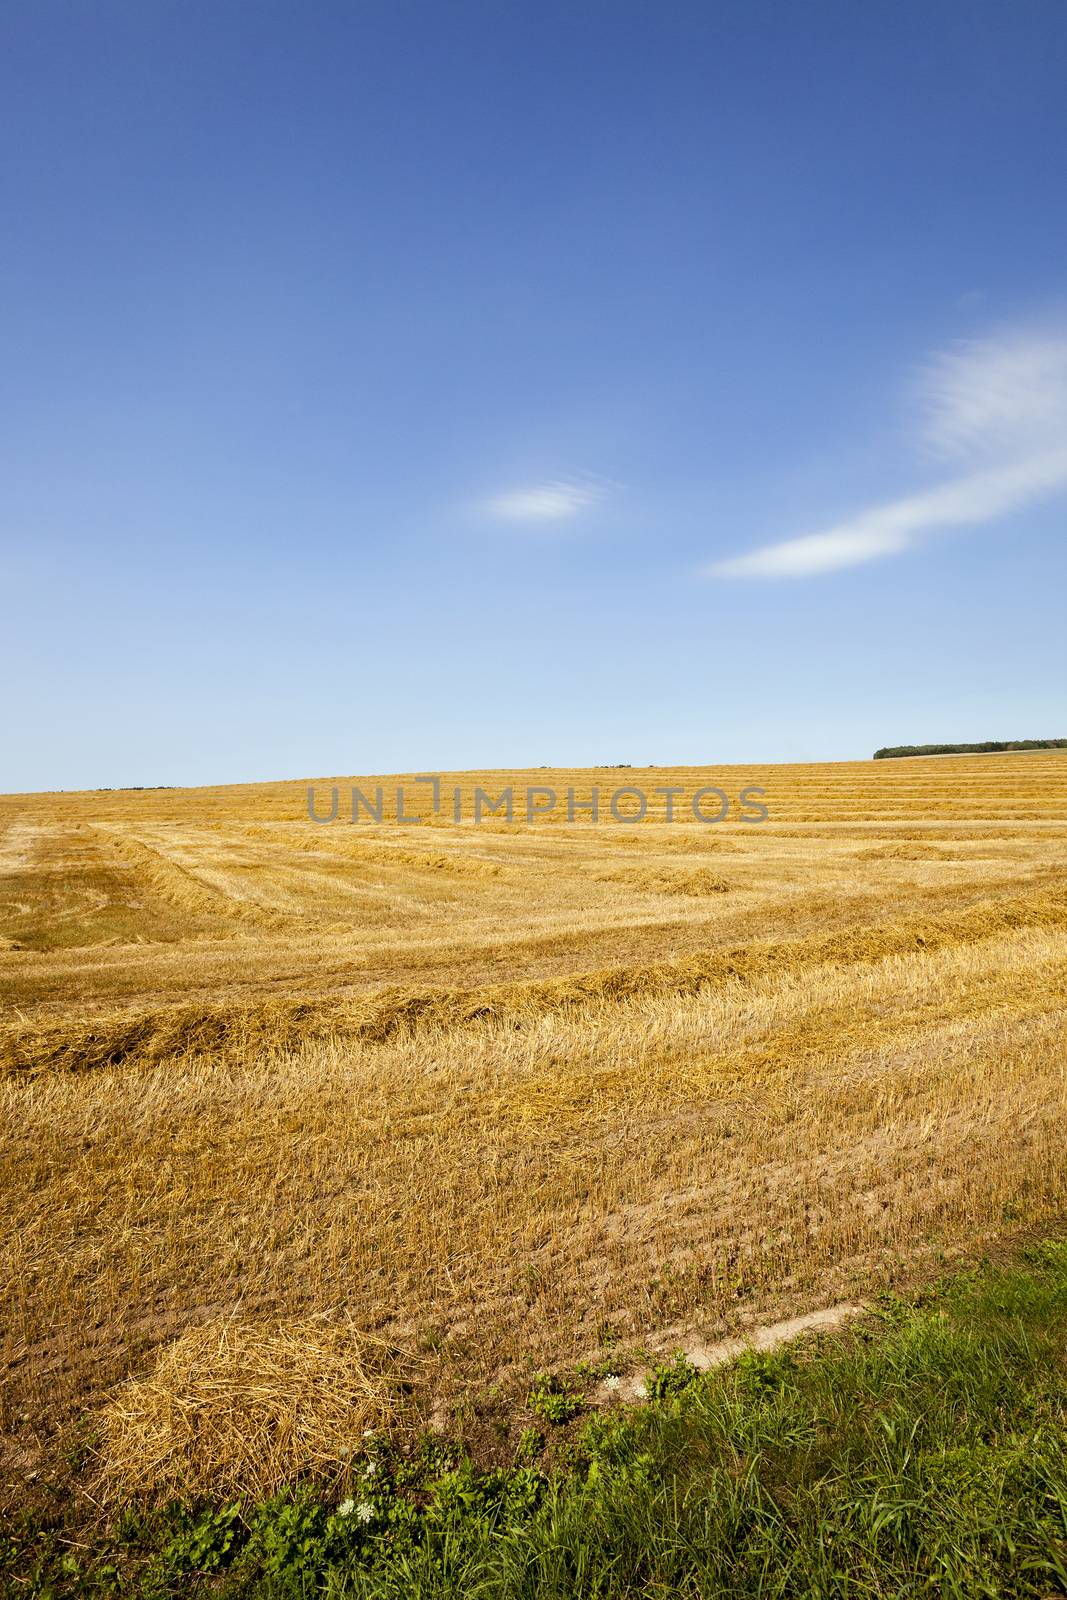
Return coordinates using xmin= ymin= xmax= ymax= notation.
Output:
xmin=2 ymin=752 xmax=1066 ymax=1512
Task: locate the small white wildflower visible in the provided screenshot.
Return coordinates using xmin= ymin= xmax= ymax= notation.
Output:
xmin=362 ymin=1461 xmax=378 ymax=1479
xmin=604 ymin=1374 xmax=621 ymax=1391
xmin=337 ymin=1498 xmax=356 ymax=1517
xmin=362 ymin=1427 xmax=376 ymax=1438
xmin=355 ymin=1500 xmax=375 ymax=1524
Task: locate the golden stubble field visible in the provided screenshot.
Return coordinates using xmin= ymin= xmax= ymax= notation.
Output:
xmin=1 ymin=755 xmax=1066 ymax=1503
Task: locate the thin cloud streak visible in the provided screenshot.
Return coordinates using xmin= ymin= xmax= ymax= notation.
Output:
xmin=707 ymin=328 xmax=1067 ymax=579
xmin=709 ymin=446 xmax=1067 ymax=577
xmin=484 ymin=475 xmax=606 ymax=523
xmin=920 ymin=333 xmax=1067 ymax=460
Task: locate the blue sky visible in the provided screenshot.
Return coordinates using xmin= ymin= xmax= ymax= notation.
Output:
xmin=3 ymin=0 xmax=1066 ymax=789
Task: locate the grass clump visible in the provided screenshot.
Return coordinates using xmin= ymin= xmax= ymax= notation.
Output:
xmin=642 ymin=1350 xmax=699 ymax=1399
xmin=526 ymin=1373 xmax=585 ymax=1425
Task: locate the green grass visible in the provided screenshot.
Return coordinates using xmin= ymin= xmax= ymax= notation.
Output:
xmin=5 ymin=1241 xmax=1067 ymax=1598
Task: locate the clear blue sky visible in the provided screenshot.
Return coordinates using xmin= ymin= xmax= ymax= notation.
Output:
xmin=3 ymin=0 xmax=1066 ymax=790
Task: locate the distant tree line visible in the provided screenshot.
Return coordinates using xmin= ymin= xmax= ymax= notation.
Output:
xmin=873 ymin=739 xmax=1067 ymax=760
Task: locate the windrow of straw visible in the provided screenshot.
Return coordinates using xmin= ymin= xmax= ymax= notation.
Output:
xmin=5 ymin=878 xmax=1067 ymax=1077
xmin=597 ymin=867 xmax=734 ymax=896
xmin=99 ymin=831 xmax=297 ymax=931
xmin=856 ymin=842 xmax=969 ymax=861
xmin=238 ymin=825 xmax=507 ymax=878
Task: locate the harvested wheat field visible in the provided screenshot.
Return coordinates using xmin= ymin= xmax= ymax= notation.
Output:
xmin=1 ymin=753 xmax=1066 ymax=1506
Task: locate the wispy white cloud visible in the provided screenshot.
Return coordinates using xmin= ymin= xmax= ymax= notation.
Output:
xmin=706 ymin=326 xmax=1067 ymax=580
xmin=919 ymin=332 xmax=1067 ymax=460
xmin=483 ymin=474 xmax=607 ymax=524
xmin=711 ymin=447 xmax=1067 ymax=578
